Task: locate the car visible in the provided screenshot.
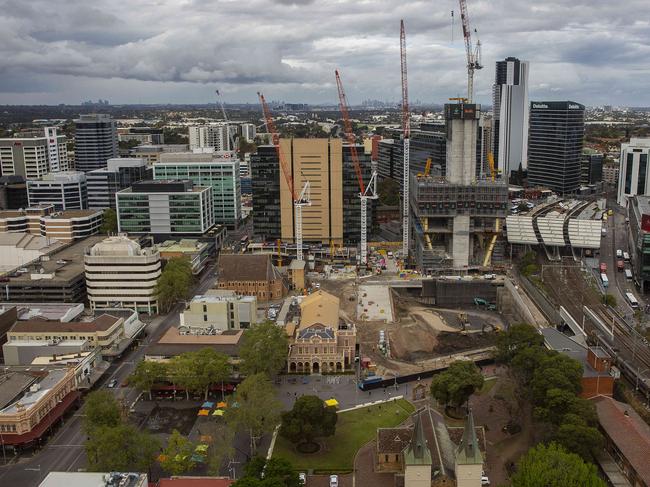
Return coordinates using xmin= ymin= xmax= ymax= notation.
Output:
xmin=482 ymin=471 xmax=490 ymax=485
xmin=616 ymin=249 xmax=623 ymax=258
xmin=298 ymin=472 xmax=307 ymax=485
xmin=107 ymin=379 xmax=118 ymax=388
xmin=329 ymin=475 xmax=338 ymax=487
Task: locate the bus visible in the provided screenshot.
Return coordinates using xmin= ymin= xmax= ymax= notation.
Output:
xmin=625 ymin=292 xmax=639 ymax=309
xmin=625 ymin=269 xmax=633 ymax=280
xmin=601 ymin=273 xmax=609 ymax=288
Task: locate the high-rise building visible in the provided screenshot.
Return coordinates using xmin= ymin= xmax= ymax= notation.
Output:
xmin=87 ymin=158 xmax=151 ymax=210
xmin=581 ymin=149 xmax=604 ymax=186
xmin=73 ymin=114 xmax=118 ymax=172
xmin=492 ymin=57 xmax=530 ymax=180
xmin=27 ymin=171 xmax=87 ymax=210
xmin=85 ymin=235 xmax=162 ymax=314
xmin=617 ymin=138 xmax=650 ymax=205
xmin=410 ymin=103 xmax=507 ymax=271
xmin=0 ymin=128 xmax=69 ymax=179
xmin=251 ymin=138 xmax=372 ymax=245
xmin=116 ymin=180 xmax=214 ymax=235
xmin=527 ymin=101 xmax=585 ymax=195
xmin=153 ymin=151 xmax=241 ymax=228
xmin=188 ymin=124 xmax=236 ymax=151
xmin=240 ymin=123 xmax=256 ymax=143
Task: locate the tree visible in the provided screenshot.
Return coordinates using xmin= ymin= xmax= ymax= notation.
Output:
xmin=430 ymin=361 xmax=484 ymax=412
xmin=160 ymin=429 xmax=196 ymax=476
xmin=86 ymin=424 xmax=160 ymax=472
xmin=194 ymin=348 xmax=231 ymax=400
xmin=170 ymin=352 xmax=199 ymax=400
xmin=156 ymin=257 xmax=194 ymax=312
xmin=553 ymin=415 xmax=604 ymax=463
xmin=239 ymin=321 xmax=288 ymax=377
xmin=228 ymin=373 xmax=282 ymax=455
xmin=377 ymin=178 xmax=400 ymax=206
xmin=163 ymin=128 xmax=189 ymax=144
xmin=100 ymin=208 xmax=118 ymax=234
xmin=83 ymin=390 xmax=121 ymax=432
xmin=130 ymin=360 xmax=168 ymax=400
xmin=511 ymin=443 xmax=606 ymax=487
xmin=495 ymin=323 xmax=544 ymax=364
xmin=233 ymin=457 xmax=301 ymax=487
xmin=280 ymin=395 xmax=337 ymax=445
xmin=603 ymin=294 xmax=617 ymax=307
xmin=530 ymin=353 xmax=583 ymax=406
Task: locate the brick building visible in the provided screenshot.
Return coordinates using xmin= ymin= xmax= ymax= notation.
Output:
xmin=216 ymin=254 xmax=286 ymax=302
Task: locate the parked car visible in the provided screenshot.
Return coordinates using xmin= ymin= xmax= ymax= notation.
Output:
xmin=616 ymin=249 xmax=623 ymax=258
xmin=107 ymin=379 xmax=118 ymax=388
xmin=298 ymin=472 xmax=307 ymax=485
xmin=482 ymin=471 xmax=490 ymax=485
xmin=329 ymin=475 xmax=339 ymax=487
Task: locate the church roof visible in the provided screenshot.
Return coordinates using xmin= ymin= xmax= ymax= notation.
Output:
xmin=455 ymin=409 xmax=483 ymax=465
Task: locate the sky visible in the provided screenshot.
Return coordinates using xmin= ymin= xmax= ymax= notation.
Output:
xmin=1 ymin=0 xmax=649 ymax=106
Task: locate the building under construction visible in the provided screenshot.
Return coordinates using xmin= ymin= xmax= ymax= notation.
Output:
xmin=410 ymin=102 xmax=507 ymax=271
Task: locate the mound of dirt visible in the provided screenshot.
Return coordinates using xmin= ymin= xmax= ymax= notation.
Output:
xmin=389 ymin=321 xmax=439 ymax=361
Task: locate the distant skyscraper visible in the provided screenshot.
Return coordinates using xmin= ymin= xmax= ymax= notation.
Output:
xmin=617 ymin=138 xmax=650 ymax=205
xmin=527 ymin=101 xmax=585 ymax=195
xmin=492 ymin=57 xmax=529 ymax=180
xmin=73 ymin=114 xmax=118 ymax=172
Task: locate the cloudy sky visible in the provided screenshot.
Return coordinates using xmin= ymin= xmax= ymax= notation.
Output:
xmin=1 ymin=0 xmax=649 ymax=106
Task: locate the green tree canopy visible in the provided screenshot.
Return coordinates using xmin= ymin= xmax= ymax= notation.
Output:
xmin=160 ymin=429 xmax=196 ymax=476
xmin=129 ymin=360 xmax=168 ymax=400
xmin=83 ymin=390 xmax=121 ymax=432
xmin=511 ymin=443 xmax=606 ymax=487
xmin=495 ymin=323 xmax=544 ymax=364
xmin=156 ymin=257 xmax=194 ymax=312
xmin=530 ymin=353 xmax=583 ymax=406
xmin=100 ymin=208 xmax=118 ymax=234
xmin=239 ymin=321 xmax=288 ymax=377
xmin=553 ymin=415 xmax=604 ymax=463
xmin=194 ymin=348 xmax=231 ymax=400
xmin=233 ymin=457 xmax=301 ymax=487
xmin=228 ymin=373 xmax=282 ymax=455
xmin=430 ymin=361 xmax=484 ymax=411
xmin=280 ymin=395 xmax=337 ymax=445
xmin=86 ymin=424 xmax=160 ymax=472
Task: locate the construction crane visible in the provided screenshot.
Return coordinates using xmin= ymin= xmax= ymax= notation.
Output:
xmin=400 ymin=19 xmax=410 ymax=261
xmin=334 ymin=69 xmax=378 ymax=266
xmin=216 ymin=89 xmax=236 ymax=151
xmin=458 ymin=0 xmax=482 ymax=102
xmin=257 ymin=92 xmax=311 ymax=262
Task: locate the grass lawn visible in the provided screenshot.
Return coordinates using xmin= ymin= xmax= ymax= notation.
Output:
xmin=478 ymin=377 xmax=498 ymax=395
xmin=273 ymin=398 xmax=415 ymax=471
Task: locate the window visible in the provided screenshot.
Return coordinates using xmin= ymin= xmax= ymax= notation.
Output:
xmin=638 ymin=154 xmax=648 ymax=195
xmin=203 ymin=315 xmax=208 ymax=322
xmin=385 ymin=455 xmax=389 ymax=462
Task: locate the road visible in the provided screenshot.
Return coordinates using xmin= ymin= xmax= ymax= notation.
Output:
xmin=0 ymin=265 xmax=219 ymax=486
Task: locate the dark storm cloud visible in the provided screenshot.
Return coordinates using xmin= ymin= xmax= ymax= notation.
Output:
xmin=0 ymin=0 xmax=649 ymax=104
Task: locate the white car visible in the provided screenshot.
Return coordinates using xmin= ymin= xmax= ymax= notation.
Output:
xmin=329 ymin=474 xmax=338 ymax=487
xmin=298 ymin=472 xmax=306 ymax=485
xmin=616 ymin=249 xmax=623 ymax=258
xmin=481 ymin=471 xmax=490 ymax=485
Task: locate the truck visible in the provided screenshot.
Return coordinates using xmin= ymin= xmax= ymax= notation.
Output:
xmin=599 ymin=262 xmax=607 ymax=273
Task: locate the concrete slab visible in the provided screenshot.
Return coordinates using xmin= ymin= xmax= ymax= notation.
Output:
xmin=358 ymin=285 xmax=394 ymax=322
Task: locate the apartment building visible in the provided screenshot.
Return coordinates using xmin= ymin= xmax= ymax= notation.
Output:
xmin=188 ymin=124 xmax=236 ymax=151
xmin=73 ymin=114 xmax=118 ymax=172
xmin=87 ymin=158 xmax=151 ymax=210
xmin=154 ymin=151 xmax=241 ymax=227
xmin=0 ymin=128 xmax=69 ymax=179
xmin=116 ymin=180 xmax=214 ymax=235
xmin=179 ymin=290 xmax=257 ymax=333
xmin=84 ymin=236 xmax=162 ymax=314
xmin=0 ymin=204 xmax=102 ymax=242
xmin=27 ymin=171 xmax=87 ymax=210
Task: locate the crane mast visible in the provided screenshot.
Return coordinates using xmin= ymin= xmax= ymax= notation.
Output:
xmin=458 ymin=0 xmax=482 ymax=102
xmin=257 ymin=92 xmax=310 ymax=261
xmin=334 ymin=70 xmax=378 ymax=266
xmin=216 ymin=89 xmax=235 ymax=151
xmin=400 ymin=19 xmax=410 ymax=261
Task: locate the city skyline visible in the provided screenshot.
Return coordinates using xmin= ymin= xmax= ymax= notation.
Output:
xmin=1 ymin=0 xmax=649 ymax=106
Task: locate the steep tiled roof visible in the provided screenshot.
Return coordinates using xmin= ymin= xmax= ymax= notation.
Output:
xmin=218 ymin=254 xmax=274 ymax=282
xmin=377 ymin=427 xmax=412 ymax=453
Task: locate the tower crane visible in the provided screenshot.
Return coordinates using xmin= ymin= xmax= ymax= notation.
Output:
xmin=334 ymin=70 xmax=378 ymax=266
xmin=400 ymin=19 xmax=410 ymax=260
xmin=458 ymin=0 xmax=482 ymax=102
xmin=216 ymin=89 xmax=236 ymax=151
xmin=257 ymin=92 xmax=311 ymax=262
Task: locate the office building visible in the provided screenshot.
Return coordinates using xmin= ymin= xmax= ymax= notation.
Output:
xmin=251 ymin=138 xmax=372 ymax=245
xmin=0 ymin=128 xmax=69 ymax=178
xmin=0 ymin=176 xmax=28 ymax=209
xmin=603 ymin=164 xmax=620 ymax=186
xmin=87 ymin=157 xmax=151 ymax=209
xmin=154 ymin=151 xmax=241 ymax=227
xmin=116 ymin=180 xmax=214 ymax=235
xmin=0 ymin=205 xmax=102 ymax=242
xmin=131 ymin=144 xmax=188 ymax=165
xmin=617 ymin=138 xmax=650 ymax=205
xmin=27 ymin=171 xmax=87 ymax=210
xmin=117 ymin=127 xmax=164 ymax=145
xmin=0 ymin=232 xmax=65 ymax=274
xmin=240 ymin=123 xmax=256 ymax=142
xmin=527 ymin=101 xmax=585 ymax=195
xmin=180 ymin=290 xmax=257 ymax=333
xmin=217 ymin=254 xmax=287 ymax=302
xmin=627 ymin=195 xmax=650 ymax=292
xmin=85 ymin=235 xmax=162 ymax=314
xmin=410 ymin=103 xmax=507 ymax=270
xmin=73 ymin=114 xmax=118 ymax=172
xmin=492 ymin=57 xmax=530 ymax=179
xmin=581 ymin=149 xmax=604 ymax=186
xmin=188 ymin=124 xmax=236 ymax=151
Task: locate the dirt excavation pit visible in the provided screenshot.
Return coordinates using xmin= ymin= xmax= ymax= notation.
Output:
xmin=390 ymin=308 xmax=456 ymax=361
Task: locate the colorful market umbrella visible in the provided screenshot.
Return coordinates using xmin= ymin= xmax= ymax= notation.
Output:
xmin=198 ymin=409 xmax=210 ymax=416
xmin=217 ymin=401 xmax=228 ymax=408
xmin=212 ymin=409 xmax=224 ymax=416
xmin=324 ymin=398 xmax=339 ymax=408
xmin=201 ymin=401 xmax=215 ymax=408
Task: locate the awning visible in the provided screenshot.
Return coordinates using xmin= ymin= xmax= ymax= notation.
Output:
xmin=324 ymin=398 xmax=339 ymax=408
xmin=1 ymin=391 xmax=81 ymax=446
